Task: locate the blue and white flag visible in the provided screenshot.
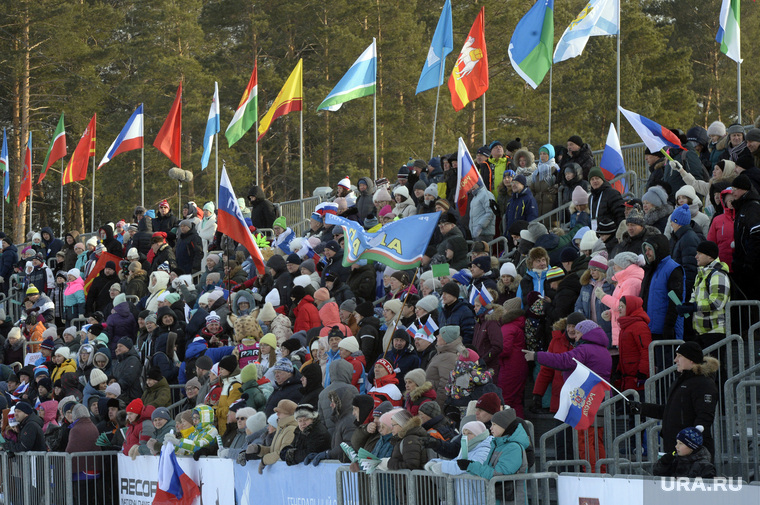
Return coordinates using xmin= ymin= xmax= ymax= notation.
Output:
xmin=1 ymin=128 xmax=8 ymax=202
xmin=553 ymin=0 xmax=619 ymax=63
xmin=416 ymin=0 xmax=454 ymax=94
xmin=325 ymin=212 xmax=440 ymax=269
xmin=201 ymin=82 xmax=220 ymax=170
xmin=318 ymin=39 xmax=376 ymax=111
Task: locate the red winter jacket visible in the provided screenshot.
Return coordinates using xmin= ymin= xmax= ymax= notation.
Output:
xmin=617 ymin=295 xmax=652 ymax=391
xmin=293 ymin=295 xmax=321 ymax=333
xmin=122 ymin=404 xmax=155 ymax=455
xmin=532 ymin=319 xmax=573 ymax=413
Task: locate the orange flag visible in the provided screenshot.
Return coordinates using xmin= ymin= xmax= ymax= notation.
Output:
xmin=83 ymin=252 xmax=122 ymax=295
xmin=62 ymin=115 xmax=96 ymax=185
xmin=448 ymin=7 xmax=488 ymax=112
xmin=154 ymin=83 xmax=182 ymax=167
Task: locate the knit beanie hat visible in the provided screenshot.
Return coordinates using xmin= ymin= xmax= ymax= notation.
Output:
xmin=152 ymin=407 xmax=172 ymax=422
xmin=260 ymin=333 xmax=277 ymax=349
xmin=272 ymin=358 xmax=294 ymax=374
xmin=375 ymin=359 xmax=394 ymax=376
xmin=707 ymin=121 xmax=726 ymax=137
xmin=379 ymin=408 xmax=401 ymax=428
xmin=383 ymin=299 xmax=403 ymax=315
xmin=391 ymin=409 xmax=413 ymax=427
xmin=574 ymin=320 xmax=599 ymax=336
xmin=418 ymin=401 xmax=441 ymax=418
xmin=670 ymin=204 xmax=691 ymax=227
xmin=71 ymin=404 xmax=90 ymax=420
xmin=126 ymin=399 xmax=143 ymax=415
xmin=416 ymin=295 xmax=439 ymax=314
xmin=195 ymin=355 xmax=213 ymax=371
xmin=588 ymin=167 xmax=604 ymax=181
xmin=572 ymin=186 xmax=589 ymax=205
xmin=500 ymin=262 xmax=517 ymax=278
xmin=566 ymin=312 xmax=586 ymax=327
xmin=546 ymin=266 xmax=565 ymax=282
xmin=15 ymin=401 xmax=34 ymax=416
xmin=219 ymin=354 xmax=238 ymax=375
xmin=355 ymin=301 xmax=374 ymax=318
xmin=105 ymin=383 xmax=121 ymax=397
xmin=732 ymin=173 xmax=752 ymax=191
xmin=404 ymin=368 xmax=427 ymax=388
xmin=441 ymin=282 xmax=460 ymax=298
xmin=259 ymin=302 xmax=277 ymax=321
xmin=696 ymin=240 xmax=719 ymax=260
xmin=677 ymin=427 xmax=703 ymax=451
xmin=439 ymin=325 xmax=460 ymax=343
xmin=491 ymin=407 xmax=517 ymax=430
xmin=675 ymin=341 xmax=704 ymax=364
xmin=340 ymin=299 xmax=357 ymax=314
xmin=626 ymin=205 xmax=646 ymax=227
xmin=579 ymin=230 xmax=598 ymax=252
xmin=90 ymin=368 xmax=108 ymax=387
xmin=314 ymin=288 xmax=330 ymax=304
xmin=55 ymin=347 xmax=71 ymax=360
xmin=475 ymin=392 xmax=501 ymax=415
xmin=560 ymin=247 xmax=579 ymax=263
xmin=246 ymin=412 xmax=267 ymax=434
xmin=294 ymin=403 xmax=320 ymax=420
xmin=588 ymin=254 xmax=608 ymax=271
xmin=338 ymin=336 xmax=360 ymax=354
xmin=373 ymin=401 xmax=394 ymax=418
xmin=642 ymin=186 xmax=668 ymax=208
xmin=462 ymin=421 xmax=488 ymax=437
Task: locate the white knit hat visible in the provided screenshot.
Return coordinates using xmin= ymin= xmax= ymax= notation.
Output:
xmin=500 ymin=262 xmax=517 ymax=278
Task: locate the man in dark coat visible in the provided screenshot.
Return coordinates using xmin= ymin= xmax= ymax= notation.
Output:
xmin=247 ymin=186 xmax=276 ymax=230
xmin=150 ymin=233 xmax=177 ymax=272
xmin=561 ymin=136 xmax=595 ymax=181
xmin=669 ymin=204 xmax=701 ymax=296
xmin=0 ymin=234 xmax=18 ymax=295
xmin=730 ymin=174 xmax=760 ymax=300
xmin=85 ymin=261 xmax=120 ymax=314
xmin=635 ymin=342 xmax=718 ymax=467
xmin=98 ymin=224 xmax=123 ymax=258
xmin=174 ymin=220 xmax=203 ymax=275
xmin=588 ymin=167 xmax=626 ymax=228
xmin=41 ymin=226 xmax=64 ymax=261
xmin=267 ymin=254 xmax=294 ymax=308
xmin=320 ymin=241 xmax=351 ymax=284
xmin=126 ymin=217 xmax=153 ymax=256
xmin=347 ymin=260 xmax=376 ymax=303
xmin=263 ymin=358 xmax=303 ymax=418
xmin=152 ymin=199 xmax=179 ymax=236
xmin=113 ymin=338 xmax=143 ymax=402
xmin=354 ymin=302 xmax=382 ymax=365
xmin=438 ymin=282 xmax=475 ymax=346
xmin=4 ymin=402 xmax=45 ymax=452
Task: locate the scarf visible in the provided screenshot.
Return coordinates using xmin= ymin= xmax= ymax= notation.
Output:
xmin=460 ymin=430 xmax=490 ymax=458
xmin=729 ymin=140 xmax=747 ymax=162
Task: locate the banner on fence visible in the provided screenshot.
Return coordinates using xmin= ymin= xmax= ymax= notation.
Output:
xmin=118 ymin=453 xmax=234 ymax=505
xmin=559 ymin=475 xmax=759 ymax=505
xmin=234 ymin=461 xmax=347 ymax=505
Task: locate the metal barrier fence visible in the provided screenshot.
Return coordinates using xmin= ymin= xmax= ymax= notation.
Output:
xmin=335 ymin=466 xmax=558 ymax=505
xmin=0 ymin=450 xmax=121 ymax=505
xmin=723 ymin=360 xmax=760 ymax=481
xmin=592 ymin=142 xmax=648 ymax=195
xmin=539 ymin=389 xmax=641 ymax=475
xmin=279 ymin=195 xmax=323 ymax=237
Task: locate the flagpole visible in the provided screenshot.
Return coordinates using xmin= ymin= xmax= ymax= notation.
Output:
xmin=373 ymin=87 xmax=378 ymax=181
xmin=60 ymin=160 xmax=64 ymax=236
xmin=430 ymin=57 xmax=446 ymax=160
xmin=300 ymin=108 xmax=304 ymax=222
xmin=255 ymin=119 xmax=259 ymax=186
xmin=616 ymin=0 xmax=621 ymax=135
xmin=91 ymin=150 xmax=95 ymax=234
xmin=214 ymin=132 xmax=219 ymax=207
xmin=482 ymin=92 xmax=486 ymax=146
xmin=548 ymin=66 xmax=553 ymax=144
xmin=737 ymin=61 xmax=742 ymax=122
xmin=141 ymin=145 xmax=145 ymax=208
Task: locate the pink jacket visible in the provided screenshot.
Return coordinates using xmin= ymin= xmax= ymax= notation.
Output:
xmin=600 ymin=264 xmax=645 ymax=346
xmin=707 ymin=212 xmax=734 ymax=272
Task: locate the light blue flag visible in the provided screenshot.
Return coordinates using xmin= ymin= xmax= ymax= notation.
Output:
xmin=318 ymin=39 xmax=377 ymax=111
xmin=416 ymin=0 xmax=454 ymax=94
xmin=1 ymin=129 xmax=8 ymax=202
xmin=553 ymin=0 xmax=618 ymax=63
xmin=201 ymin=82 xmax=220 ymax=170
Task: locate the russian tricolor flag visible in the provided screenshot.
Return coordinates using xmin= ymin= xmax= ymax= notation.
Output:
xmin=422 ymin=317 xmax=438 ymax=337
xmin=618 ymin=106 xmax=685 ymax=154
xmin=405 ymin=323 xmax=418 ymax=339
xmin=218 ymin=166 xmax=266 ymax=275
xmin=468 ymin=285 xmax=493 ymax=307
xmin=599 ymin=123 xmax=627 ymax=194
xmin=98 ymin=104 xmax=144 ymax=168
xmin=454 ymin=137 xmax=485 ymax=216
xmin=153 ymin=443 xmax=199 ymax=505
xmin=554 ymin=359 xmax=611 ymax=430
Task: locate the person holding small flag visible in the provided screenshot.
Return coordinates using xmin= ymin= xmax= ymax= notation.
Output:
xmin=523 ymin=319 xmax=611 ymax=472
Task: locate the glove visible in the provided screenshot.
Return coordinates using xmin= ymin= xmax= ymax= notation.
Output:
xmin=529 ymin=394 xmax=544 ymax=414
xmin=164 ymin=433 xmax=180 ymax=446
xmin=676 ymin=303 xmax=696 ymax=315
xmin=96 ymin=433 xmax=111 ymax=447
xmin=522 ymin=350 xmax=535 ymax=362
xmin=128 ymin=444 xmax=141 ymax=460
xmin=594 ymin=286 xmax=606 ymax=299
xmin=303 ymin=452 xmax=318 ymax=465
xmin=424 ymin=436 xmax=442 ymax=453
xmin=193 ymin=445 xmax=215 ymax=461
xmin=281 ymin=448 xmax=295 ymax=464
xmin=246 ymin=443 xmax=260 ymax=455
xmin=670 ymin=160 xmax=684 ymax=173
xmin=311 ymin=450 xmax=329 ymax=466
xmin=258 ymin=461 xmax=266 ymax=475
xmin=629 ymin=401 xmax=641 ymax=415
xmin=601 ymin=310 xmax=611 ymax=322
xmin=456 ymin=459 xmax=472 ymax=471
xmin=236 ymin=451 xmax=248 ymax=466
xmin=636 ymin=372 xmax=647 ymax=387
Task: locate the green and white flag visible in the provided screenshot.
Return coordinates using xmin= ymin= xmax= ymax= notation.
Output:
xmin=226 ymin=63 xmax=258 ymax=147
xmin=716 ymin=0 xmax=741 ymax=63
xmin=317 ymin=39 xmax=376 ymax=111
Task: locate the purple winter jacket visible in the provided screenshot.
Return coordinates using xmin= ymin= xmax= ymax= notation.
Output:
xmin=535 ymin=327 xmax=612 ymax=382
xmin=106 ymin=301 xmax=138 ymax=351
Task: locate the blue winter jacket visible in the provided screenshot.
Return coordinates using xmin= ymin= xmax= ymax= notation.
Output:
xmin=439 ymin=299 xmax=476 ymax=346
xmin=505 ymin=187 xmax=539 ymax=229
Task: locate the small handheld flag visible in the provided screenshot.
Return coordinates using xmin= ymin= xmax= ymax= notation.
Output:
xmin=554 ymin=359 xmax=611 ymax=430
xmin=422 ymin=317 xmax=438 ymax=337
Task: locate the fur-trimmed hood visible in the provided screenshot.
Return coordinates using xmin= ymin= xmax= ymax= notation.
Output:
xmin=552 ymin=317 xmax=567 ymax=332
xmin=690 ymin=356 xmax=720 ymax=376
xmin=644 ymin=203 xmax=673 ymax=226
xmin=497 ymin=273 xmax=522 ymax=294
xmin=398 ymin=415 xmax=423 ymax=439
xmin=485 ymin=304 xmax=506 ymax=322
xmin=408 ymin=381 xmax=434 ymax=402
xmin=501 ymin=307 xmax=525 ymax=324
xmin=513 ymin=148 xmax=536 ymax=170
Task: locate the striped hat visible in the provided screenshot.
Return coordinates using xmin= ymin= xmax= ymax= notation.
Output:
xmin=588 ymin=254 xmax=608 ymax=271
xmin=546 ymin=266 xmax=565 ymax=282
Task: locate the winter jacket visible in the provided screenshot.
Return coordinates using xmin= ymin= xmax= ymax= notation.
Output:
xmin=560 ymin=144 xmax=595 ymax=181
xmin=497 ymin=309 xmax=528 ymax=418
xmin=176 ymin=405 xmax=218 ymax=455
xmin=106 ymin=301 xmax=137 ymax=347
xmin=281 ymin=420 xmax=331 ymax=465
xmin=113 ymin=346 xmax=143 ymax=402
xmin=0 ymin=243 xmax=18 ymax=284
xmin=536 ymin=326 xmax=612 ymax=382
xmin=123 ymin=403 xmax=155 ymax=456
xmin=426 ymin=337 xmax=461 ymax=409
xmin=641 ymin=235 xmax=685 ymax=340
xmin=505 ymin=187 xmax=539 ymax=230
xmin=558 ymin=163 xmax=590 ymax=207
xmin=588 ymin=180 xmax=625 ymax=227
xmin=138 ymin=419 xmax=176 ymax=455
xmin=326 ymin=387 xmax=358 ymax=461
xmin=259 ymin=414 xmax=297 ymax=466
xmin=707 ymin=202 xmax=734 ymax=272
xmin=175 ymin=225 xmax=203 ymax=275
xmin=318 ymin=360 xmax=357 ymax=431
xmin=575 ymin=271 xmax=614 ymax=345
xmin=640 ymin=357 xmax=719 ymax=460
xmin=472 ymin=306 xmax=505 ymax=375
xmin=544 ymin=271 xmax=582 ymax=326
xmin=4 ymin=412 xmax=45 ymax=452
xmin=465 ymin=421 xmax=530 ymax=479
xmin=388 ymin=417 xmax=429 ymax=470
xmin=611 ymin=225 xmax=660 ymax=258
xmin=403 ymin=381 xmax=436 ymax=416
xmin=355 ymin=177 xmax=377 ymax=222
xmin=379 ymin=345 xmax=420 ymax=386
xmin=263 ymin=371 xmax=303 ymax=418
xmin=85 ymin=270 xmax=120 ymax=314
xmin=142 ymin=377 xmax=172 ymax=408
xmin=690 ymin=259 xmax=731 ymax=336
xmin=346 ymin=263 xmax=376 ymax=304
xmin=469 ymin=186 xmax=496 ymax=240
xmin=653 ymin=446 xmax=717 ymax=478
xmin=247 ymin=186 xmax=276 ymax=230
xmin=617 ymin=296 xmax=651 ymax=390
xmin=293 ymin=296 xmax=321 ymax=333
xmin=533 ymin=319 xmax=574 ymax=412
xmin=50 ymin=358 xmax=77 ymax=384
xmin=216 ymin=373 xmax=242 ymax=436
xmin=731 ymin=188 xmax=760 ymax=298
xmin=600 ymin=263 xmax=645 ymax=347
xmin=439 ymin=299 xmax=476 ymax=346
xmin=670 ymin=223 xmax=701 ymax=294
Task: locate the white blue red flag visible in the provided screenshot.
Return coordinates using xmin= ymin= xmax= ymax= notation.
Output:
xmin=618 ymin=106 xmax=684 ymax=154
xmin=422 ymin=317 xmax=438 ymax=337
xmin=555 ymin=359 xmax=611 ymax=430
xmin=468 ymin=285 xmax=493 ymax=307
xmin=405 ymin=323 xmax=418 ymax=339
xmin=153 ymin=443 xmax=200 ymax=505
xmin=217 ymin=166 xmax=266 ymax=275
xmin=98 ymin=104 xmax=144 ymax=168
xmin=599 ymin=123 xmax=626 ymax=194
xmin=454 ymin=137 xmax=484 ymax=216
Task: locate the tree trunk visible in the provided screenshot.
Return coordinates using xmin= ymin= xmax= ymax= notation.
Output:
xmin=14 ymin=5 xmax=31 ymax=243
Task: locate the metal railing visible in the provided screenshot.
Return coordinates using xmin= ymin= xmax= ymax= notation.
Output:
xmin=278 ymin=195 xmax=323 ymax=236
xmin=0 ymin=450 xmax=121 ymax=505
xmin=335 ymin=466 xmax=558 ymax=505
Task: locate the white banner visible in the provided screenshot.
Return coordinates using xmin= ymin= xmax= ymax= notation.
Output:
xmin=118 ymin=453 xmax=234 ymax=505
xmin=234 ymin=461 xmax=348 ymax=505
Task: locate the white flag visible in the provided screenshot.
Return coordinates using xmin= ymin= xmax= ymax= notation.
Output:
xmin=553 ymin=0 xmax=619 ymax=63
